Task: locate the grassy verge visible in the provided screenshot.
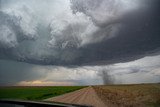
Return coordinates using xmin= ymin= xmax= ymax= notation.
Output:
xmin=0 ymin=86 xmax=85 ymax=100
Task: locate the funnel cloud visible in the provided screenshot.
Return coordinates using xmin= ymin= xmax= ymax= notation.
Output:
xmin=99 ymin=68 xmax=114 ymax=84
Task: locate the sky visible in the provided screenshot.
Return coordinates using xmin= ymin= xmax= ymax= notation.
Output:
xmin=0 ymin=0 xmax=160 ymax=86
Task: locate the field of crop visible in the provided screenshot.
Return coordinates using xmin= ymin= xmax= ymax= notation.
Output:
xmin=0 ymin=86 xmax=85 ymax=100
xmin=93 ymin=84 xmax=160 ymax=107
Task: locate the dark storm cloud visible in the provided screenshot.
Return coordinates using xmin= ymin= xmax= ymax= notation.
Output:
xmin=0 ymin=0 xmax=160 ymax=66
xmin=0 ymin=60 xmax=47 ymax=85
xmin=76 ymin=0 xmax=160 ymax=65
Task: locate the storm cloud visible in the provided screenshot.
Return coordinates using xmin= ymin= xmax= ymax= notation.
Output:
xmin=0 ymin=0 xmax=160 ymax=66
xmin=0 ymin=0 xmax=160 ymax=86
xmin=0 ymin=60 xmax=47 ymax=85
xmin=0 ymin=55 xmax=160 ymax=85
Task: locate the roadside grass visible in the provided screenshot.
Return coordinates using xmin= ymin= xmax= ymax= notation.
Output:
xmin=0 ymin=86 xmax=85 ymax=100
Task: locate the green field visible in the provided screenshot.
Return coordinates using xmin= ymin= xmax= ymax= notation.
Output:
xmin=0 ymin=86 xmax=85 ymax=100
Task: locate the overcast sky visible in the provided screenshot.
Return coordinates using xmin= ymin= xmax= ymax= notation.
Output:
xmin=0 ymin=0 xmax=160 ymax=86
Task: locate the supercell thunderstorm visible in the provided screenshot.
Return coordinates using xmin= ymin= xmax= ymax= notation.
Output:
xmin=0 ymin=0 xmax=160 ymax=85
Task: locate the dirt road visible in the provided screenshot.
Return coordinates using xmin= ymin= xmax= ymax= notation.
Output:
xmin=45 ymin=86 xmax=106 ymax=107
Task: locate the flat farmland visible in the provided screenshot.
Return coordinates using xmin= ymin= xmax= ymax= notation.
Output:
xmin=93 ymin=84 xmax=160 ymax=107
xmin=0 ymin=84 xmax=159 ymax=107
xmin=0 ymin=86 xmax=85 ymax=100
